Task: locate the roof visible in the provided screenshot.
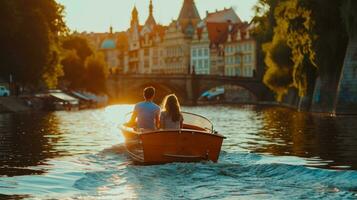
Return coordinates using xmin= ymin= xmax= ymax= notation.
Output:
xmin=145 ymin=0 xmax=156 ymax=28
xmin=100 ymin=38 xmax=116 ymax=49
xmin=206 ymin=22 xmax=230 ymax=44
xmin=49 ymin=92 xmax=79 ymax=104
xmin=197 ymin=22 xmax=251 ymax=47
xmin=205 ymin=8 xmax=242 ymax=24
xmin=71 ymin=91 xmax=92 ymax=101
xmin=178 ymin=0 xmax=201 ymax=22
xmin=145 ymin=15 xmax=157 ymax=28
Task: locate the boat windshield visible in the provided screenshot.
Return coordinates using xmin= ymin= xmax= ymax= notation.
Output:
xmin=182 ymin=112 xmax=213 ymax=133
xmin=123 ymin=112 xmax=214 ymax=133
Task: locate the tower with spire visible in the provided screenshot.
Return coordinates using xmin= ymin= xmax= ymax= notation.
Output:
xmin=145 ymin=0 xmax=156 ymax=28
xmin=129 ymin=5 xmax=140 ymax=44
xmin=177 ymin=0 xmax=201 ymax=36
xmin=130 ymin=6 xmax=139 ymax=27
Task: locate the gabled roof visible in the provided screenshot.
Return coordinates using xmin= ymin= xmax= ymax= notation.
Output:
xmin=205 ymin=8 xmax=242 ymax=24
xmin=203 ymin=22 xmax=250 ymax=47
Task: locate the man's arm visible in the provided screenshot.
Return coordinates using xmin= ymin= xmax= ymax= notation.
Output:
xmin=125 ymin=109 xmax=137 ymax=127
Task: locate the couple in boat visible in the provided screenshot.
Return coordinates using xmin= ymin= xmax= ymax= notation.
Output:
xmin=125 ymin=86 xmax=183 ymax=131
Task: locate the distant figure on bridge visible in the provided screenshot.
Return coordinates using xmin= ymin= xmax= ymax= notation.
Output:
xmin=160 ymin=94 xmax=183 ymax=130
xmin=126 ymin=86 xmax=160 ymax=131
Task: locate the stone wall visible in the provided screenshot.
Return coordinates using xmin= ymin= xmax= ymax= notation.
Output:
xmin=335 ymin=37 xmax=357 ymax=114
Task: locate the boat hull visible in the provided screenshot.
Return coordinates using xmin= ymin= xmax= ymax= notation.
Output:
xmin=121 ymin=127 xmax=225 ymax=164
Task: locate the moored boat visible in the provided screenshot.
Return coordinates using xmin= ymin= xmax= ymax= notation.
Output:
xmin=120 ymin=112 xmax=225 ymax=164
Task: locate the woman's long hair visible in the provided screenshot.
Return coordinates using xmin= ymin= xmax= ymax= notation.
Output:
xmin=162 ymin=94 xmax=181 ymax=122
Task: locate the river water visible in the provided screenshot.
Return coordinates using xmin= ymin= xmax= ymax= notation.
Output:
xmin=0 ymin=105 xmax=357 ymax=199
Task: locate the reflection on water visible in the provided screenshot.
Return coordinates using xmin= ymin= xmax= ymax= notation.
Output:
xmin=0 ymin=105 xmax=357 ymax=199
xmin=0 ymin=113 xmax=61 ymax=176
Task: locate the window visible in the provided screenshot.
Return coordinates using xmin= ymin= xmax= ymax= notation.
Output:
xmin=204 ymin=60 xmax=209 ymax=68
xmin=192 ymin=49 xmax=197 ymax=57
xmin=144 ymin=60 xmax=150 ymax=68
xmin=144 ymin=49 xmax=149 ymax=56
xmin=193 ymin=60 xmax=197 ymax=68
xmin=244 ymin=55 xmax=248 ymax=63
xmin=198 ymin=60 xmax=203 ymax=68
xmin=204 ymin=48 xmax=209 ymax=56
xmin=236 ymin=57 xmax=241 ymax=64
xmin=198 ymin=49 xmax=203 ymax=57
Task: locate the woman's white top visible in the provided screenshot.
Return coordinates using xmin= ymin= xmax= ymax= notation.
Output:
xmin=160 ymin=111 xmax=183 ymax=129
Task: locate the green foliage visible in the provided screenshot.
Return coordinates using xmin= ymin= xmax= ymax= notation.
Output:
xmin=84 ymin=53 xmax=109 ymax=95
xmin=61 ymin=36 xmax=108 ymax=94
xmin=263 ymin=38 xmax=294 ymax=100
xmin=62 ymin=36 xmax=94 ymax=60
xmin=61 ymin=50 xmax=85 ymax=90
xmin=259 ymin=0 xmax=315 ymax=100
xmin=0 ymin=0 xmax=67 ymax=88
xmin=274 ymin=0 xmax=316 ymax=97
xmin=255 ymin=0 xmax=349 ymax=101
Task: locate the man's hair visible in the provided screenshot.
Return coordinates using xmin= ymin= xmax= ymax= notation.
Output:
xmin=143 ymin=86 xmax=155 ymax=100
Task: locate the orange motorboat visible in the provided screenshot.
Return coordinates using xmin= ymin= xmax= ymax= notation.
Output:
xmin=120 ymin=112 xmax=225 ymax=165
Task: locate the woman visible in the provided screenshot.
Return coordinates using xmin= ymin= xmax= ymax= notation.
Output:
xmin=160 ymin=94 xmax=183 ymax=129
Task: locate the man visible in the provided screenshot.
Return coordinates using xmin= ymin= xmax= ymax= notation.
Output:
xmin=126 ymin=86 xmax=160 ymax=130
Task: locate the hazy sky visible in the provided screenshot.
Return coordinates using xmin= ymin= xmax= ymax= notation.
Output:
xmin=56 ymin=0 xmax=258 ymax=33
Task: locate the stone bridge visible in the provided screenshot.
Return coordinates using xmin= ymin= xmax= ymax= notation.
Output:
xmin=107 ymin=74 xmax=273 ymax=105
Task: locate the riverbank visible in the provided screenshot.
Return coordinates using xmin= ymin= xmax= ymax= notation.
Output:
xmin=0 ymin=97 xmax=32 ymax=113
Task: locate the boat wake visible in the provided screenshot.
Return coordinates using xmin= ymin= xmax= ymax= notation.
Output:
xmin=1 ymin=150 xmax=356 ymax=199
xmin=100 ymin=143 xmax=127 ymax=155
xmin=66 ymin=151 xmax=357 ymax=199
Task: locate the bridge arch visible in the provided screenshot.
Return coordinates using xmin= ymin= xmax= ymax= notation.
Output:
xmin=195 ymin=76 xmax=266 ymax=102
xmin=198 ymin=84 xmax=258 ymax=103
xmin=108 ymin=74 xmax=273 ymax=105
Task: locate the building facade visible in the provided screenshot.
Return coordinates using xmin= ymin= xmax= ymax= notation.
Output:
xmin=224 ymin=25 xmax=257 ymax=77
xmin=78 ymin=1 xmax=257 ymax=77
xmin=191 ymin=27 xmax=210 ymax=74
xmin=191 ymin=7 xmax=257 ymax=77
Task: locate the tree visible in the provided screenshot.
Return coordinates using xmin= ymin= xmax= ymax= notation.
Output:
xmin=263 ymin=39 xmax=294 ymax=100
xmin=254 ymin=0 xmax=349 ymax=107
xmin=61 ymin=50 xmax=85 ymax=90
xmin=84 ymin=53 xmax=109 ymax=94
xmin=60 ymin=35 xmax=97 ymax=92
xmin=258 ymin=0 xmax=315 ymax=100
xmin=0 ymin=0 xmax=67 ymax=88
xmin=62 ymin=36 xmax=94 ymax=61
